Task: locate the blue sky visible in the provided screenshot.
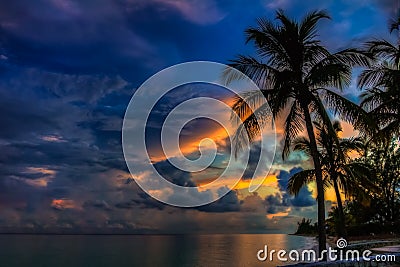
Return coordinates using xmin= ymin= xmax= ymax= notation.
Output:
xmin=0 ymin=0 xmax=398 ymax=234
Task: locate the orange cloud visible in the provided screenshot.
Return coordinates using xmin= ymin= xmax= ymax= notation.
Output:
xmin=148 ymin=119 xmax=230 ymax=163
xmin=51 ymin=199 xmax=77 ymax=210
xmin=266 ymin=211 xmax=290 ymax=219
xmin=11 ymin=167 xmax=57 ymax=187
xmin=233 ymin=174 xmax=278 ymax=190
xmin=41 ymin=135 xmax=66 ymax=142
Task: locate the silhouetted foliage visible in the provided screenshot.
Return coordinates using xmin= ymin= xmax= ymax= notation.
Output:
xmin=295 ymin=218 xmax=318 ymax=235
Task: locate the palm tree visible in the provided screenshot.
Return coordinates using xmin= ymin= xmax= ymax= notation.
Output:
xmin=359 ymin=15 xmax=400 ymax=139
xmin=223 ymin=10 xmax=371 ymax=257
xmin=287 ymin=121 xmax=373 ymax=238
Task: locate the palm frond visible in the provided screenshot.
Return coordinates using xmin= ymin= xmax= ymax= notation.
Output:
xmin=307 ymin=62 xmax=351 ymax=90
xmin=230 ymin=89 xmax=270 ymax=126
xmin=339 ymin=137 xmax=365 ymax=155
xmin=282 ymin=101 xmax=304 ymax=159
xmin=293 ymin=136 xmax=312 ymax=157
xmin=245 ymin=18 xmax=291 ymax=69
xmin=222 ymin=55 xmax=278 ymax=88
xmin=332 ymin=48 xmax=372 ymax=68
xmin=287 ymin=169 xmax=316 ymax=195
xmin=360 ymin=87 xmax=386 ymax=111
xmin=299 ymin=10 xmax=330 ymax=42
xmin=358 ymin=63 xmax=399 ymax=89
xmin=231 ymin=102 xmax=273 ymax=157
xmin=320 ymin=88 xmax=377 ymax=136
xmin=389 ymin=17 xmax=400 ymax=33
xmin=366 ymin=39 xmax=399 ymax=63
xmin=308 ymin=48 xmax=371 ymax=90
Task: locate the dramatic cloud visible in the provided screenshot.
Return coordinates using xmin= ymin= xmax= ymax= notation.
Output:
xmin=0 ymin=0 xmax=392 ymax=233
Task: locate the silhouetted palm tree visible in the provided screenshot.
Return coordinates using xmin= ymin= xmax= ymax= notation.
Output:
xmin=359 ymin=15 xmax=400 ymax=139
xmin=223 ymin=10 xmax=371 ymax=257
xmin=287 ymin=121 xmax=373 ymax=238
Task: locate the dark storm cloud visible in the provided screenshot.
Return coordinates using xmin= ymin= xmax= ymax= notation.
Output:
xmin=133 ymin=192 xmax=166 ymax=210
xmin=290 ymin=185 xmax=316 ymax=207
xmin=0 ymin=0 xmax=254 ymax=82
xmin=197 ymin=189 xmax=241 ymax=212
xmin=0 ymin=64 xmax=129 ymax=138
xmin=114 ymin=191 xmax=166 ymax=211
xmin=0 ymin=174 xmax=44 ymax=209
xmin=117 ymin=156 xmax=239 ymax=212
xmin=113 ymin=185 xmax=241 ymax=213
xmin=0 ymin=1 xmax=163 ymax=81
xmin=153 ymin=160 xmax=195 ymax=187
xmin=0 ymin=61 xmax=134 ymax=215
xmin=83 ymin=200 xmax=112 ymax=211
xmin=277 ymin=167 xmax=301 ymax=191
xmin=264 ymin=193 xmax=289 ymax=214
xmin=277 ymin=167 xmax=315 ymax=208
xmin=140 ymin=158 xmax=242 ymax=213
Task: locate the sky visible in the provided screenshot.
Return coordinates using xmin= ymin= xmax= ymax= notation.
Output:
xmin=0 ymin=0 xmax=399 ymax=234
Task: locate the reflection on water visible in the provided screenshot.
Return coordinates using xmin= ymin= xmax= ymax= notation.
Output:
xmin=0 ymin=234 xmax=315 ymax=267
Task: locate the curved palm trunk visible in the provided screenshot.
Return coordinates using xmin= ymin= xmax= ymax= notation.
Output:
xmin=332 ymin=176 xmax=347 ymax=238
xmin=302 ymin=104 xmax=327 ymax=260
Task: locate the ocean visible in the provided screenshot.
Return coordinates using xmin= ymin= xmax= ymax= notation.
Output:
xmin=0 ymin=234 xmax=316 ymax=267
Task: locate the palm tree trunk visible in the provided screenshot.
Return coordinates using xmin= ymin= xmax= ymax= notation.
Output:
xmin=302 ymin=103 xmax=327 ymax=260
xmin=332 ymin=176 xmax=347 ymax=238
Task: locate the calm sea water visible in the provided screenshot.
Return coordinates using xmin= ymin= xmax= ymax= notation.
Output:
xmin=0 ymin=234 xmax=316 ymax=267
